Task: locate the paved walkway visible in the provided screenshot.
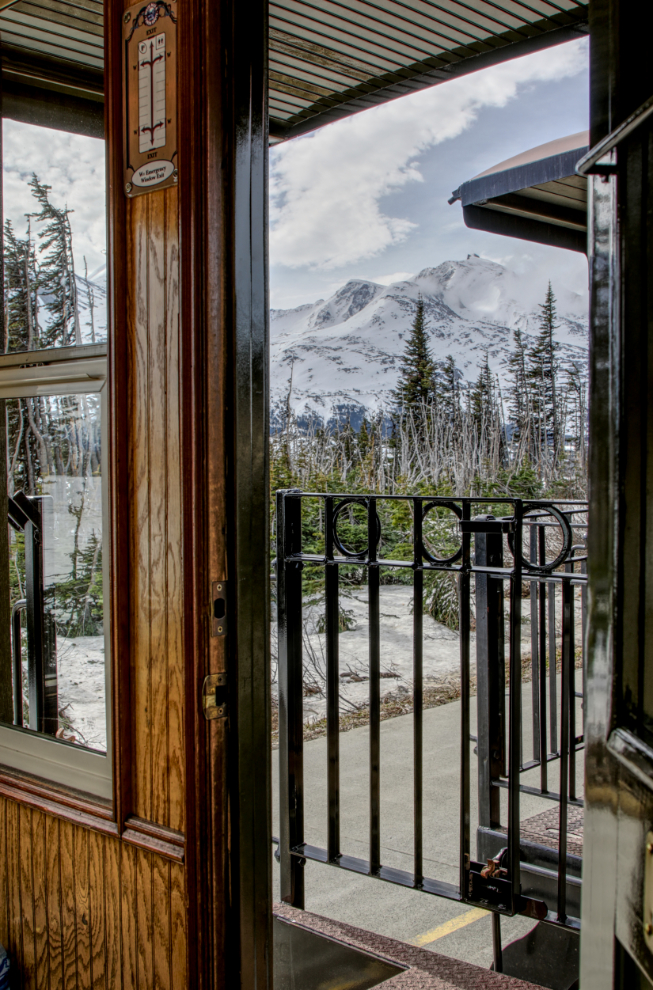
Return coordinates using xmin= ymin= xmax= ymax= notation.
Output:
xmin=272 ymin=681 xmax=584 ymax=970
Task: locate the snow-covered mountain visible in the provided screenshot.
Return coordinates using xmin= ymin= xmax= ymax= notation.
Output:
xmin=270 ymin=256 xmax=588 ymax=427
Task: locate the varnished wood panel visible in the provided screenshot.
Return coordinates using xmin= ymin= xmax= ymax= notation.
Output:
xmin=46 ymin=815 xmax=64 ymax=988
xmin=0 ymin=798 xmax=7 ymax=952
xmin=165 ymin=189 xmax=184 ymax=836
xmin=7 ymin=801 xmax=21 ymax=984
xmin=31 ymin=811 xmax=48 ymax=988
xmin=128 ymin=187 xmax=183 ymax=831
xmin=60 ymin=820 xmax=77 ymax=990
xmin=135 ymin=845 xmax=153 ymax=989
xmin=147 ymin=193 xmax=169 ymax=830
xmin=120 ymin=842 xmax=137 ymax=990
xmin=0 ymin=799 xmax=187 ymax=989
xmin=19 ymin=805 xmax=35 ymax=988
xmin=152 ymin=849 xmax=171 ymax=989
xmin=170 ymin=861 xmax=186 ymax=987
xmin=89 ymin=829 xmax=106 ymax=989
xmin=104 ymin=831 xmax=122 ymax=990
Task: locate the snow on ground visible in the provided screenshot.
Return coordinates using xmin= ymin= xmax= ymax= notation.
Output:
xmin=272 ymin=582 xmax=584 ymax=726
xmin=302 ymin=585 xmax=461 ymax=723
xmin=270 ymin=585 xmax=465 ymax=725
xmin=56 ymin=635 xmax=107 ymax=752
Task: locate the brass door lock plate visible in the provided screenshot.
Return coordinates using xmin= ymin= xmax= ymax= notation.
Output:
xmin=212 ymin=581 xmax=227 ymax=637
xmin=644 ymin=830 xmax=653 ymax=948
xmin=203 ymin=672 xmax=227 ymax=720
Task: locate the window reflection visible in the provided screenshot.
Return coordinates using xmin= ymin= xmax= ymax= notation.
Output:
xmin=3 ymin=119 xmax=106 ymax=353
xmin=5 ymin=391 xmax=106 ymax=752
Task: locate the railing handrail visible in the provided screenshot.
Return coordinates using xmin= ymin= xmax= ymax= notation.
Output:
xmin=576 ymin=92 xmax=653 ymax=176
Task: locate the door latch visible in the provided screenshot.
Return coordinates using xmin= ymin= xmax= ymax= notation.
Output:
xmin=202 ymin=672 xmax=227 ymax=720
xmin=212 ymin=580 xmax=227 ymax=637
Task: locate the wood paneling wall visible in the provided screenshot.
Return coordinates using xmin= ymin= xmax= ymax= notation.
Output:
xmin=127 ymin=188 xmax=184 ymax=833
xmin=0 ymin=798 xmax=186 ymax=989
xmin=0 ymin=169 xmax=189 ymax=990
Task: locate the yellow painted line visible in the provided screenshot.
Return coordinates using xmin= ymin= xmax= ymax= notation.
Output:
xmin=411 ymin=907 xmax=488 ymax=946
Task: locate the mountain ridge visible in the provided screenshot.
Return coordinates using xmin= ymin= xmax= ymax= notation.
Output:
xmin=270 ymin=256 xmax=588 ymax=428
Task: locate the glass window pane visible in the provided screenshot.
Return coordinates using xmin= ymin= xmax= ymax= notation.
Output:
xmin=2 ymin=390 xmax=107 ymax=753
xmin=2 ymin=119 xmax=106 ymax=352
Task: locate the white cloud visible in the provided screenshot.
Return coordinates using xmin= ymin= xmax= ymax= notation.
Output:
xmin=3 ymin=120 xmax=106 ymax=276
xmin=270 ymin=38 xmax=588 ymax=271
xmin=371 ymin=271 xmax=415 ymax=285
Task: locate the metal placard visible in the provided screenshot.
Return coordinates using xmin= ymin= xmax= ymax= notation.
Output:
xmin=123 ymin=0 xmax=177 ymax=197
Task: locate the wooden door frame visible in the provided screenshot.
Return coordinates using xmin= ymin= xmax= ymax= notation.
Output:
xmin=105 ymin=0 xmax=271 ymax=985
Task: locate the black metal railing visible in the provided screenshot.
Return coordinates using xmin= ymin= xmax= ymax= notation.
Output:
xmin=9 ymin=491 xmax=58 ymax=734
xmin=276 ymin=490 xmax=587 ymax=941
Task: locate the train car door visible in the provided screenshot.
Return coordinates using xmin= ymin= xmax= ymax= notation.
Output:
xmin=0 ymin=0 xmax=271 ymax=986
xmin=582 ymin=1 xmax=653 ymax=986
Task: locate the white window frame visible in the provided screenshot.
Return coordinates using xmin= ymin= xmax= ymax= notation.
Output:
xmin=0 ymin=344 xmax=111 ymax=800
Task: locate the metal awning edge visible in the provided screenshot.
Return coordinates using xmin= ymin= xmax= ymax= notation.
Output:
xmin=458 ymin=146 xmax=589 ymax=208
xmin=269 ymin=19 xmax=588 ymax=141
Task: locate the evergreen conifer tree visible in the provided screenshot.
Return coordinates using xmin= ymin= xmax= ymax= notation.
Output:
xmin=566 ymin=360 xmax=587 ymax=461
xmin=506 ymin=327 xmax=531 ymax=447
xmin=3 ymin=219 xmax=39 ymax=351
xmin=393 ymin=295 xmax=436 ymax=412
xmin=471 ymin=353 xmax=494 ymax=432
xmin=470 ymin=353 xmax=504 ymax=462
xmin=28 ymin=174 xmax=81 ymax=347
xmin=529 ymin=282 xmax=559 ymax=455
xmin=440 ymin=354 xmax=461 ymax=425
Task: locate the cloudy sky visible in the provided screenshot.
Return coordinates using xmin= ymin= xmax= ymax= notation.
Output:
xmin=2 ymin=36 xmax=589 ymax=310
xmin=270 ymin=36 xmax=589 ymax=312
xmin=3 ymin=119 xmax=106 ymax=280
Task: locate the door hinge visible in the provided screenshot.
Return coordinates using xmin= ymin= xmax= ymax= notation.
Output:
xmin=212 ymin=580 xmax=227 ymax=637
xmin=203 ymin=672 xmax=227 ymax=720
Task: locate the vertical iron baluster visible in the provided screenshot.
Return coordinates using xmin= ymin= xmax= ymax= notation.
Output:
xmin=475 ymin=520 xmax=505 ymax=832
xmin=277 ymin=490 xmax=305 ymax=908
xmin=11 ymin=604 xmax=25 ymax=727
xmin=507 ymin=499 xmax=523 ymax=909
xmin=459 ymin=501 xmax=471 ymax=900
xmin=581 ymin=552 xmax=587 ymax=737
xmin=538 ymin=525 xmax=548 ymax=792
xmin=530 ymin=522 xmax=540 ymax=763
xmin=413 ymin=498 xmax=423 ymax=884
xmin=548 ymin=581 xmax=558 ymax=753
xmin=557 ymin=575 xmax=572 ymax=923
xmin=368 ymin=496 xmax=381 ymax=874
xmin=566 ymin=560 xmax=577 ymax=802
xmin=25 ymin=510 xmax=45 ymax=732
xmin=492 ymin=913 xmax=503 ymax=973
xmin=325 ymin=496 xmax=340 ymax=862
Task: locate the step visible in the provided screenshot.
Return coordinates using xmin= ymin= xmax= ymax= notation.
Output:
xmin=275 ymin=903 xmax=547 ymax=989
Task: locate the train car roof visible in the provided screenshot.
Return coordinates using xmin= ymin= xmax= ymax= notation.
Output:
xmin=449 ymin=131 xmax=589 ymax=253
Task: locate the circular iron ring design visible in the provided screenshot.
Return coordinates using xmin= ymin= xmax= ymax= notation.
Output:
xmin=420 ymin=500 xmax=463 ymax=565
xmin=507 ymin=502 xmax=573 ymax=574
xmin=332 ymin=498 xmax=382 ymax=560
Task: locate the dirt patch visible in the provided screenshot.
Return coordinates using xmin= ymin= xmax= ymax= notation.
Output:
xmin=270 ymin=649 xmax=582 ymax=748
